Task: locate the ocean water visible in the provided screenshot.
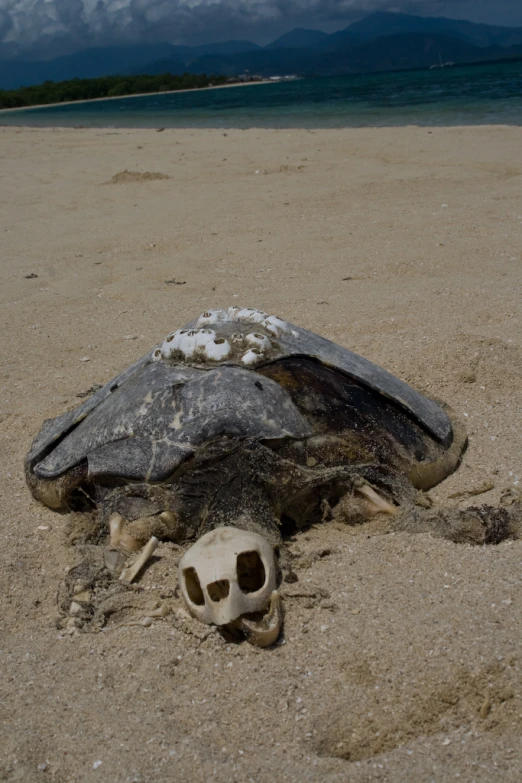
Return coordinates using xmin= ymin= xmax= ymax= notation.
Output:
xmin=2 ymin=60 xmax=522 ymax=128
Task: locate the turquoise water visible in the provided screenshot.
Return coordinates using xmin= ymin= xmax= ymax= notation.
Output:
xmin=2 ymin=60 xmax=522 ymax=128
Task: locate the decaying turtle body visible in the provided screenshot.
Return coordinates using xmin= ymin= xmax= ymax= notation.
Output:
xmin=26 ymin=306 xmax=471 ymax=644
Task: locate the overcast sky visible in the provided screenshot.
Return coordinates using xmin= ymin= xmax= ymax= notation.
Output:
xmin=1 ymin=0 xmax=522 ymax=60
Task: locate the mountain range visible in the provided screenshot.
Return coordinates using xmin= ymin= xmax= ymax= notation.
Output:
xmin=2 ymin=13 xmax=522 ymax=91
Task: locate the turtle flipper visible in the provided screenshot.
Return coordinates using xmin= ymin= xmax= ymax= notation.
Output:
xmin=370 ymin=500 xmax=521 ymax=545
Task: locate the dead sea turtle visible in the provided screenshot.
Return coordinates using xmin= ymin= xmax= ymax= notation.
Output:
xmin=25 ymin=307 xmax=518 ymax=644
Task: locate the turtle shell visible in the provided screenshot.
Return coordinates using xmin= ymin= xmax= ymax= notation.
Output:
xmin=26 ymin=307 xmax=456 ymax=500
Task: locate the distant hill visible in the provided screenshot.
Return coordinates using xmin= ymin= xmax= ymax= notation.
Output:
xmin=314 ymin=33 xmax=498 ymax=75
xmin=265 ymin=28 xmax=328 ymax=49
xmin=326 ymin=11 xmax=522 ymax=49
xmin=2 ymin=13 xmax=522 ymax=90
xmin=182 ymin=47 xmax=312 ymax=78
xmin=186 ymin=40 xmax=260 ymax=58
xmin=0 ymin=44 xmax=180 ymax=90
xmin=125 ymin=40 xmax=261 ymax=77
xmin=182 ymin=34 xmax=522 ymax=78
xmin=0 ymin=40 xmax=259 ymax=89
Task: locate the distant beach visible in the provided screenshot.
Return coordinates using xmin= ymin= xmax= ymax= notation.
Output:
xmin=0 ymin=77 xmax=271 ymax=115
xmin=1 ymin=60 xmax=522 ymax=128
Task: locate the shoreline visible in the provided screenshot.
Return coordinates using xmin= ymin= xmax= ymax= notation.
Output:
xmin=0 ymin=78 xmax=274 ymax=114
xmin=1 ymin=121 xmax=520 ymax=132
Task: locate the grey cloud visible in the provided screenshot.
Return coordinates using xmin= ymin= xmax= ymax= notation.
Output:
xmin=0 ymin=8 xmax=13 ymax=40
xmin=0 ymin=0 xmax=520 ymax=59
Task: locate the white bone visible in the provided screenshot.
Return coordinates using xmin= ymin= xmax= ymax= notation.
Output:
xmin=108 ymin=512 xmax=142 ymax=552
xmin=179 ymin=527 xmax=277 ymax=626
xmin=109 ymin=512 xmax=124 ymax=547
xmin=245 ymin=332 xmax=272 ymax=351
xmin=119 ymin=536 xmax=159 ymax=583
xmin=72 ymin=590 xmax=91 ymax=603
xmin=356 ymin=484 xmax=397 ymax=515
xmin=147 ymin=603 xmax=170 ymax=618
xmin=263 ymin=315 xmax=289 ymax=337
xmin=127 ymin=616 xmax=154 ymax=627
xmin=241 ymin=349 xmax=264 ymax=366
xmin=240 ymin=591 xmax=283 ymax=647
xmin=120 ymin=603 xmax=170 ymax=627
xmin=204 ymin=337 xmax=231 ymax=361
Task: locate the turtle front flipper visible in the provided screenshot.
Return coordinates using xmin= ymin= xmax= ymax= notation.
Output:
xmin=230 ymin=439 xmax=403 ymax=530
xmin=258 ymin=356 xmax=467 ymax=495
xmin=389 ymin=499 xmax=521 ymax=545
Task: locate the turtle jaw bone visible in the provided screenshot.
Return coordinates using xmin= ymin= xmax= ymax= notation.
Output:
xmin=235 ymin=591 xmax=284 ymax=647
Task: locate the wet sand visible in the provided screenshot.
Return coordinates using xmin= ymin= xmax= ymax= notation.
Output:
xmin=1 ymin=124 xmax=521 ymax=782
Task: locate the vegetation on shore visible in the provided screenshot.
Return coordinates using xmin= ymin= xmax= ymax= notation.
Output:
xmin=0 ymin=72 xmax=229 ymax=110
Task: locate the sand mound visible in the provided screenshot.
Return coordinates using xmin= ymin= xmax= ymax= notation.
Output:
xmin=106 ymin=169 xmax=170 ymax=184
xmin=314 ymin=660 xmax=516 ymax=762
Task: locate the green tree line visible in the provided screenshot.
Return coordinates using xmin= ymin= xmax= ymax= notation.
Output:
xmin=0 ymin=73 xmax=229 ymax=110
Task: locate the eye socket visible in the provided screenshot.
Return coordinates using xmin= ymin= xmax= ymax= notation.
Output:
xmin=207 ymin=580 xmax=230 ymax=602
xmin=183 ymin=567 xmax=204 ymax=605
xmin=237 ymin=551 xmax=266 ymax=594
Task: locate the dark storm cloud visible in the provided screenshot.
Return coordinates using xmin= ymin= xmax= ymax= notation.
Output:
xmin=0 ymin=0 xmax=520 ymax=58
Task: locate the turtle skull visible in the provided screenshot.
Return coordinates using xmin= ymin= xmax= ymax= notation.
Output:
xmin=178 ymin=527 xmax=283 ymax=647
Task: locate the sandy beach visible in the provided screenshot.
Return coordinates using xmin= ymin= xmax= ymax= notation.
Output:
xmin=1 ymin=123 xmax=521 ymax=782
